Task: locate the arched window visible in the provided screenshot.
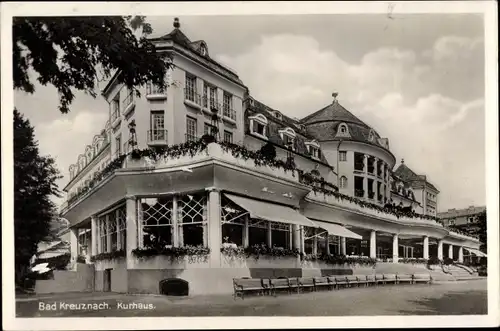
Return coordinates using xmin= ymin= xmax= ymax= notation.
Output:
xmin=336 ymin=123 xmax=350 ymax=138
xmin=249 ymin=113 xmax=268 ymax=139
xmin=340 ymin=176 xmax=348 ymax=189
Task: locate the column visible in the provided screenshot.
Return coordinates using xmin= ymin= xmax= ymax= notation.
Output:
xmin=91 ymin=216 xmax=98 ymax=257
xmin=363 ymin=155 xmax=368 ymax=199
xmin=243 ymin=216 xmax=249 ymax=247
xmin=171 ymin=196 xmax=179 ymax=247
xmin=423 ymin=236 xmax=429 ymax=260
xmin=125 ymin=196 xmax=138 ymax=268
xmin=326 ymin=235 xmax=330 ymax=255
xmin=448 ymin=244 xmax=453 ymax=259
xmin=70 ymin=227 xmax=78 ymax=270
xmin=374 ymin=157 xmax=379 ymax=177
xmin=312 ymin=229 xmax=318 ymax=255
xmin=458 ymin=246 xmax=464 ymax=263
xmin=392 ymin=234 xmax=399 ymax=263
xmin=106 ymin=214 xmax=111 ymax=253
xmin=267 ymin=222 xmax=272 ymax=247
xmin=437 ymin=240 xmax=443 ymax=260
xmin=340 ymin=237 xmax=346 ymax=255
xmin=208 ymin=189 xmax=222 ymax=266
xmin=369 ymin=230 xmax=377 ymax=259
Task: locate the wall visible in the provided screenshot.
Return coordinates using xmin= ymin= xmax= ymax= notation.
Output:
xmin=34 ymin=263 xmax=95 ymax=294
xmin=94 ymin=259 xmax=128 ymax=292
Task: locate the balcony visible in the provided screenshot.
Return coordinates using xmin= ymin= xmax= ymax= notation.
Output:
xmin=146 ymin=83 xmax=167 ymax=101
xmin=184 ymin=88 xmax=203 ymax=110
xmin=147 ymin=129 xmax=168 ymax=146
xmin=122 ymin=92 xmax=135 ymax=117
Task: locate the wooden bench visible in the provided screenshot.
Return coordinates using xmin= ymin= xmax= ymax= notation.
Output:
xmin=383 ymin=274 xmax=397 ymax=285
xmin=412 ymin=273 xmax=432 ymax=284
xmin=375 ymin=274 xmax=385 ymax=285
xmin=366 ymin=274 xmax=377 ymax=286
xmin=298 ymin=277 xmax=315 ymax=293
xmin=396 ymin=274 xmax=413 ymax=284
xmin=333 ymin=276 xmax=349 ymax=289
xmin=233 ymin=278 xmax=265 ymax=299
xmin=313 ymin=276 xmax=334 ymax=291
xmin=288 ymin=277 xmax=301 ymax=294
xmin=269 ymin=278 xmax=290 ymax=296
xmin=346 ymin=275 xmax=361 ymax=287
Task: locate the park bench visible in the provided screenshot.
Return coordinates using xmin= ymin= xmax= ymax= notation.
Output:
xmin=383 ymin=274 xmax=397 ymax=285
xmin=396 ymin=274 xmax=413 ymax=284
xmin=298 ymin=277 xmax=315 ymax=293
xmin=412 ymin=273 xmax=432 ymax=284
xmin=233 ymin=278 xmax=265 ymax=299
xmin=333 ymin=276 xmax=350 ymax=289
xmin=375 ymin=274 xmax=385 ymax=285
xmin=346 ymin=275 xmax=361 ymax=287
xmin=269 ymin=278 xmax=290 ymax=296
xmin=365 ymin=274 xmax=377 ymax=286
xmin=313 ymin=276 xmax=334 ymax=291
xmin=288 ymin=277 xmax=301 ymax=294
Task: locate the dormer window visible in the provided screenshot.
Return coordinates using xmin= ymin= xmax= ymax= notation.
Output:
xmin=305 ymin=140 xmax=321 ymax=159
xmin=249 ymin=113 xmax=268 ymax=140
xmin=368 ymin=129 xmax=376 ymax=142
xmin=200 ymin=43 xmax=208 ymax=56
xmin=274 ymin=111 xmax=282 ymax=120
xmin=279 ymin=127 xmax=296 ymax=151
xmin=336 ymin=122 xmax=351 ymax=138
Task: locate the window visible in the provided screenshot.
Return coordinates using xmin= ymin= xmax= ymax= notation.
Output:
xmin=186 ymin=117 xmax=198 ymax=142
xmin=340 ymin=176 xmax=348 ymax=189
xmin=202 ymin=82 xmax=209 ymax=108
xmin=178 ymin=193 xmax=207 ymax=247
xmin=468 ymin=217 xmax=474 ymax=224
xmin=117 ymin=208 xmax=127 ymax=251
xmin=249 ymin=114 xmax=268 ymax=138
xmin=98 ymin=216 xmax=107 ymax=253
xmin=274 ymin=111 xmax=282 ymax=120
xmin=310 ymin=146 xmax=320 ymax=159
xmin=248 ymin=219 xmax=268 ymax=246
xmin=115 ymin=136 xmax=122 ymax=156
xmin=108 ymin=212 xmax=118 ymax=251
xmin=78 ymin=229 xmax=90 ymax=256
xmin=339 ymin=151 xmax=347 ymax=161
xmin=223 ymin=92 xmax=233 ymax=118
xmin=185 ymin=74 xmax=196 ymax=102
xmin=209 ymin=86 xmax=218 ymax=110
xmin=204 ymin=123 xmax=217 ymax=136
xmin=336 ymin=123 xmax=350 ymax=137
xmin=279 ymin=127 xmax=296 ymax=150
xmin=223 ymin=130 xmax=233 ymax=143
xmin=271 ymin=222 xmax=291 ymax=249
xmin=141 ymin=197 xmax=173 ymax=248
xmin=221 ymin=198 xmax=246 ymax=247
xmin=150 ymin=111 xmax=166 ymax=142
xmin=340 ymin=125 xmax=347 ymax=133
xmin=449 ymin=219 xmax=455 ymax=226
xmin=111 ymin=98 xmax=120 ymax=121
xmin=146 ymin=81 xmax=165 ymax=95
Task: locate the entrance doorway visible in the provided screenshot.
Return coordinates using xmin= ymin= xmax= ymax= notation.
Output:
xmin=103 ymin=268 xmax=112 ymax=292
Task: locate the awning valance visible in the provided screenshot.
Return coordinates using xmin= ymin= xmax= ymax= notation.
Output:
xmin=314 ymin=220 xmax=363 ymax=240
xmin=224 ymin=194 xmax=316 ymax=228
xmin=465 ymin=248 xmax=487 ymax=257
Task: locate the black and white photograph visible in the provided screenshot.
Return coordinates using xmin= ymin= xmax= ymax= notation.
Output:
xmin=2 ymin=1 xmax=499 ymax=330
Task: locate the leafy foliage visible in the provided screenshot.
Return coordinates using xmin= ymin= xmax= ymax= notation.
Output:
xmin=477 ymin=210 xmax=487 ymax=252
xmin=14 ymin=109 xmax=62 ymax=285
xmin=13 ymin=16 xmax=169 ymax=113
xmin=132 ymin=246 xmax=211 ymax=259
xmin=90 ymin=250 xmax=126 ymax=262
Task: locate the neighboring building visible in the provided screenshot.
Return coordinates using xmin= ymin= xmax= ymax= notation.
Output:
xmin=59 ymin=18 xmax=481 ymax=295
xmin=393 ymin=160 xmax=440 ymax=217
xmin=438 ymin=206 xmax=486 ymax=237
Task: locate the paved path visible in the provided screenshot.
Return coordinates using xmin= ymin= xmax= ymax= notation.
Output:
xmin=16 ymin=279 xmax=487 ymax=317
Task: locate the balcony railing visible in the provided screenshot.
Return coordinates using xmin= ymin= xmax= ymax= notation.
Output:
xmin=148 ymin=129 xmax=168 ymax=145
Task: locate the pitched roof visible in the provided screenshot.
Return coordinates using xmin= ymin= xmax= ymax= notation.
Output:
xmin=437 ymin=206 xmax=486 ymax=219
xmin=394 ymin=163 xmax=439 ymax=192
xmin=301 ymin=101 xmax=368 ymax=127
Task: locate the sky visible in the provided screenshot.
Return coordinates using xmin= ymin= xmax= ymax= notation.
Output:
xmin=13 ymin=13 xmax=486 ymax=212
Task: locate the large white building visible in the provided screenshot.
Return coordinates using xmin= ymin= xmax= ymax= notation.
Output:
xmin=59 ymin=19 xmax=481 ymax=295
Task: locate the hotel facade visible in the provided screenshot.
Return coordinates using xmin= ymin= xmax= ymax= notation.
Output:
xmin=59 ymin=20 xmax=481 ymax=295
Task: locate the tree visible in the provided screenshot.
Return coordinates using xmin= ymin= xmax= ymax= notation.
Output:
xmin=14 ymin=109 xmax=62 ymax=286
xmin=13 ymin=16 xmax=169 ymax=114
xmin=477 ymin=209 xmax=487 ymax=252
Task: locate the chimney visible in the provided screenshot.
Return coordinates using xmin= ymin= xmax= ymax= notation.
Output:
xmin=173 ymin=17 xmax=181 ymax=29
